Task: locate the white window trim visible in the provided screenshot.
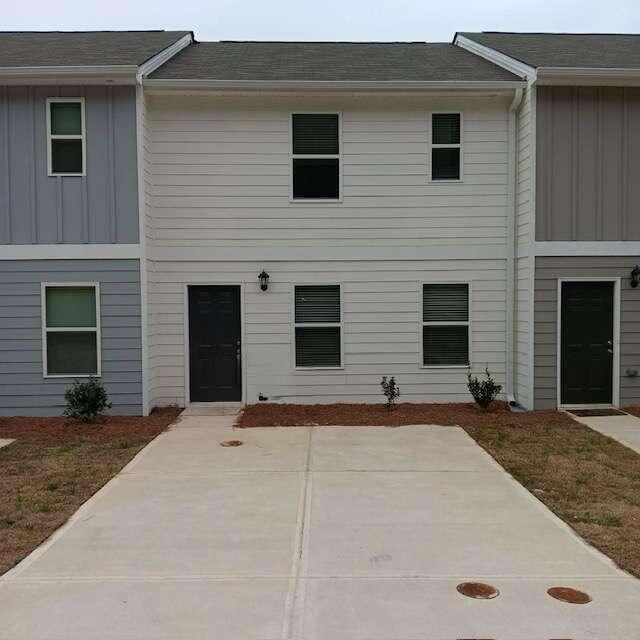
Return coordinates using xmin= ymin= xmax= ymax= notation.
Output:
xmin=428 ymin=111 xmax=464 ymax=183
xmin=292 ymin=283 xmax=344 ymax=370
xmin=419 ymin=280 xmax=472 ymax=369
xmin=289 ymin=112 xmax=343 ymax=203
xmin=556 ymin=277 xmax=620 ymax=410
xmin=41 ymin=282 xmax=101 ymax=378
xmin=46 ymin=97 xmax=86 ymax=177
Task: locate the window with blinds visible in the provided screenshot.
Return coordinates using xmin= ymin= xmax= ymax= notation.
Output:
xmin=294 ymin=285 xmax=341 ymax=367
xmin=292 ymin=114 xmax=340 ymax=199
xmin=431 ymin=113 xmax=461 ymax=181
xmin=422 ymin=283 xmax=469 ymax=366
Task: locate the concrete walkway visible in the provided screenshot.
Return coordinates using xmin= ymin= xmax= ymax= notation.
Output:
xmin=2 ymin=407 xmax=640 ymax=639
xmin=572 ymin=411 xmax=640 ymax=455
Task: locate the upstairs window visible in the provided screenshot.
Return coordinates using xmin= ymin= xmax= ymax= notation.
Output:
xmin=292 ymin=113 xmax=340 ymax=200
xmin=47 ymin=98 xmax=85 ymax=176
xmin=294 ymin=285 xmax=342 ymax=367
xmin=431 ymin=113 xmax=461 ymax=181
xmin=42 ymin=283 xmax=100 ymax=377
xmin=422 ymin=283 xmax=469 ymax=366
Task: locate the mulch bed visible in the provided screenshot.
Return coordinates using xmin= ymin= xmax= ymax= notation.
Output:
xmin=0 ymin=407 xmax=181 ymax=576
xmin=622 ymin=406 xmax=640 ymax=419
xmin=238 ymin=401 xmax=640 ymax=578
xmin=237 ymin=401 xmax=574 ymax=429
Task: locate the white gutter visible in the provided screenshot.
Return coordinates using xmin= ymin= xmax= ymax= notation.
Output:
xmin=0 ymin=64 xmax=138 ymax=77
xmin=143 ymin=78 xmax=525 ymax=92
xmin=505 ymin=86 xmax=524 ymax=407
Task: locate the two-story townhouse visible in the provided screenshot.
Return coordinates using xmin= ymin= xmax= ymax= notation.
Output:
xmin=457 ymin=32 xmax=640 ymax=410
xmin=141 ymin=42 xmax=524 ymax=408
xmin=0 ymin=30 xmax=192 ymax=415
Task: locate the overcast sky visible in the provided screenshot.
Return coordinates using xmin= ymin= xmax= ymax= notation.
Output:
xmin=3 ymin=0 xmax=640 ymax=41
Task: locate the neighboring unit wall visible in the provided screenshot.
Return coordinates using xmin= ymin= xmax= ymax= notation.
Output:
xmin=536 ymin=86 xmax=640 ymax=241
xmin=0 ymin=85 xmax=139 ymax=244
xmin=144 ymin=92 xmax=512 ymax=407
xmin=0 ymin=259 xmax=142 ymax=415
xmin=514 ymin=82 xmax=535 ymax=409
xmin=534 ymin=256 xmax=640 ymax=409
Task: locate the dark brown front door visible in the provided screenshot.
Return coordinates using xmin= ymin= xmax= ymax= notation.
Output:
xmin=188 ymin=286 xmax=241 ymax=402
xmin=560 ymin=281 xmax=614 ymax=406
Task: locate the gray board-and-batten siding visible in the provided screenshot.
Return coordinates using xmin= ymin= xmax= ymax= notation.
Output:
xmin=0 ymin=85 xmax=139 ymax=245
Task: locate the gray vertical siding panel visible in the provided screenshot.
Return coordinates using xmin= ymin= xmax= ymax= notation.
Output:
xmin=534 ymin=256 xmax=640 ymax=409
xmin=0 ymin=85 xmax=139 ymax=245
xmin=0 ymin=259 xmax=142 ymax=416
xmin=113 ymin=86 xmax=139 ymax=243
xmin=537 ymin=87 xmax=640 ymax=241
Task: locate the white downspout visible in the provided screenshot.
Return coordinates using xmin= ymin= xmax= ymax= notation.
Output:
xmin=506 ymin=87 xmax=524 ymax=406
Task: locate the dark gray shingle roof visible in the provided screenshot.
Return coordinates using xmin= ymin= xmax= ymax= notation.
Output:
xmin=459 ymin=32 xmax=640 ymax=69
xmin=0 ymin=30 xmax=191 ymax=68
xmin=149 ymin=41 xmax=520 ymax=82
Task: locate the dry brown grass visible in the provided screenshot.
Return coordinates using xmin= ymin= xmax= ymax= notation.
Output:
xmin=238 ymin=401 xmax=640 ymax=577
xmin=0 ymin=408 xmax=180 ymax=575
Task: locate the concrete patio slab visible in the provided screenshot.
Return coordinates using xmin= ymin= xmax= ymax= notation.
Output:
xmin=19 ymin=471 xmax=302 ymax=578
xmin=2 ymin=410 xmax=639 ymax=639
xmin=301 ymin=577 xmax=640 ymax=640
xmin=574 ymin=413 xmax=640 ymax=454
xmin=133 ymin=422 xmax=310 ymax=473
xmin=310 ymin=424 xmax=495 ymax=471
xmin=0 ymin=579 xmax=288 ymax=640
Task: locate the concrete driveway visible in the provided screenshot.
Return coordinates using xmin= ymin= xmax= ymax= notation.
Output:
xmin=2 ymin=408 xmax=639 ymax=639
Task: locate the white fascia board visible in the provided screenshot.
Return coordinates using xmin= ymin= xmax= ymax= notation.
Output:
xmin=142 ymin=78 xmax=525 ymax=93
xmin=1 ymin=244 xmax=141 ymax=260
xmin=0 ymin=65 xmax=138 ymax=85
xmin=137 ymin=33 xmax=194 ymax=81
xmin=537 ymin=67 xmax=640 ymax=86
xmin=535 ymin=241 xmax=640 ymax=257
xmin=454 ymin=35 xmax=536 ymax=81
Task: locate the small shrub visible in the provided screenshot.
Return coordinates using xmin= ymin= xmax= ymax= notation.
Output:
xmin=467 ymin=367 xmax=502 ymax=410
xmin=380 ymin=376 xmax=401 ymax=411
xmin=64 ymin=378 xmax=111 ymax=423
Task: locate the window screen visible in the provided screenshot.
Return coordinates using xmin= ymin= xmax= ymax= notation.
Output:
xmin=294 ymin=285 xmax=341 ymax=367
xmin=292 ymin=114 xmax=340 ymax=199
xmin=431 ymin=113 xmax=461 ymax=181
xmin=422 ymin=283 xmax=469 ymax=366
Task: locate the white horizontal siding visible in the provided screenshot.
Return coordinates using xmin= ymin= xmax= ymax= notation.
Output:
xmin=145 ymin=93 xmax=511 ymax=407
xmin=147 ymin=259 xmax=507 ymax=407
xmin=146 ymin=93 xmax=510 ymax=252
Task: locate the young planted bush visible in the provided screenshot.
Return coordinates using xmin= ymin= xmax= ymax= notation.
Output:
xmin=64 ymin=377 xmax=112 ymax=423
xmin=467 ymin=367 xmax=502 ymax=410
xmin=380 ymin=376 xmax=401 ymax=411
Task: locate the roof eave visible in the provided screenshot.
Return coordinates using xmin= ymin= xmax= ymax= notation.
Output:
xmin=0 ymin=65 xmax=139 ymax=84
xmin=537 ymin=67 xmax=640 ymax=85
xmin=143 ymin=78 xmax=526 ymax=92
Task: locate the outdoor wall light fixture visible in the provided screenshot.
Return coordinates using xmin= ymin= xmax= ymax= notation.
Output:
xmin=258 ymin=270 xmax=270 ymax=291
xmin=631 ymin=265 xmax=640 ymax=288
